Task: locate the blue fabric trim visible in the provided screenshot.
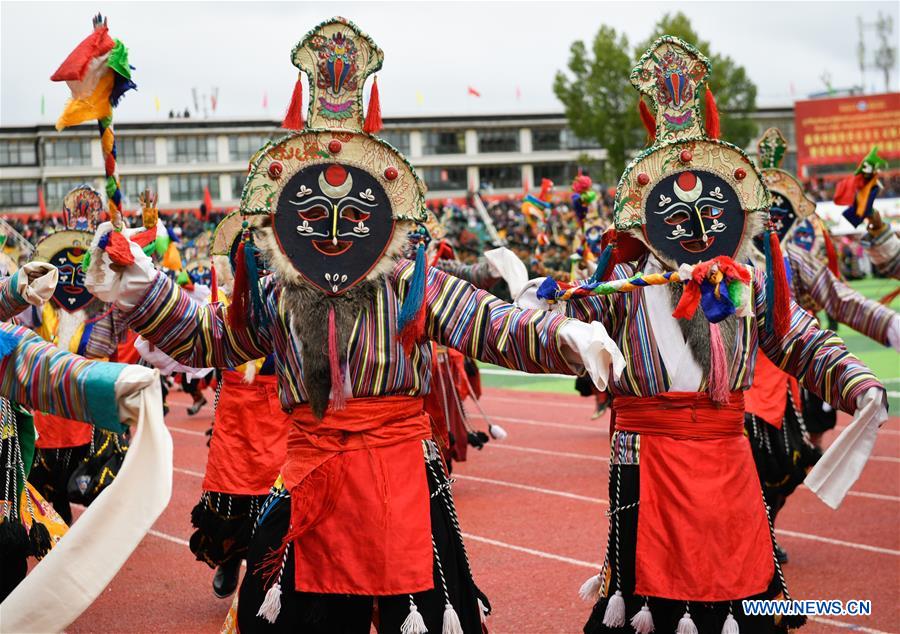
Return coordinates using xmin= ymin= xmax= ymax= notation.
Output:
xmin=83 ymin=362 xmax=128 ymax=433
xmin=77 ymin=320 xmax=97 ymax=357
xmin=8 ymin=270 xmax=23 ymax=303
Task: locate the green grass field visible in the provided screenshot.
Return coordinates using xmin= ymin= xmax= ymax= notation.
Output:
xmin=479 ymin=277 xmax=900 ymax=410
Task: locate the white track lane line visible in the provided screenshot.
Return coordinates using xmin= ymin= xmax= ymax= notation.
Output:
xmin=148 ymin=529 xmax=190 ymax=547
xmin=174 ymin=466 xmax=205 ymax=478
xmin=775 ymin=529 xmax=900 ymax=557
xmin=470 ymin=413 xmax=601 ymax=432
xmin=488 ymin=443 xmax=609 ymax=462
xmin=454 ymin=474 xmax=607 ymax=504
xmin=482 ymin=394 xmax=594 ymax=410
xmin=167 ymin=425 xmax=206 ymax=437
xmin=808 ymin=616 xmax=891 ymax=634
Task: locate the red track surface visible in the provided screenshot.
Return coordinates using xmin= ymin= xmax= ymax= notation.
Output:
xmin=67 ymin=387 xmax=900 ymax=633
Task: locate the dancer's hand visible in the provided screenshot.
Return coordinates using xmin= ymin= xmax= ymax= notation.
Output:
xmin=114 ymin=364 xmax=159 ymax=426
xmin=85 ymin=221 xmax=162 ymax=308
xmin=16 ymin=262 xmax=59 ymax=306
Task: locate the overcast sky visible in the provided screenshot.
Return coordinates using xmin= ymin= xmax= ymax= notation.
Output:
xmin=1 ymin=1 xmax=898 ymax=127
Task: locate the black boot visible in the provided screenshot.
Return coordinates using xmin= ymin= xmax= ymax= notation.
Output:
xmin=213 ymin=558 xmax=242 ymax=598
xmin=775 ymin=544 xmax=789 ymax=564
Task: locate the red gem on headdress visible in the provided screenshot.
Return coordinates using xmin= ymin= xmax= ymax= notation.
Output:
xmin=677 ymin=171 xmax=697 ymax=191
xmin=325 ymin=164 xmax=347 ymax=186
xmin=328 ymin=139 xmax=342 ymax=154
xmin=268 ymin=161 xmax=283 ymax=180
xmin=734 ymin=168 xmax=747 ymax=180
xmin=384 ymin=166 xmax=399 ymax=181
xmin=680 ymin=150 xmax=693 ymax=163
xmin=637 ymin=172 xmax=650 ymax=186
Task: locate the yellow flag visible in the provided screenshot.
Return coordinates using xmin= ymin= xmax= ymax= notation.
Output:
xmin=154 ymin=96 xmax=161 ymax=112
xmin=415 ymin=91 xmax=424 ymax=106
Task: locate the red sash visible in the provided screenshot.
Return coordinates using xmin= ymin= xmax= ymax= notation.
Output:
xmin=202 ymin=370 xmax=291 ymax=495
xmin=614 ymin=391 xmax=774 ymax=601
xmin=281 ymin=396 xmax=433 ymax=595
xmin=34 ymin=412 xmax=92 ymax=449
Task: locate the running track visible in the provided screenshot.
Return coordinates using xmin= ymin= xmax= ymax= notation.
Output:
xmin=67 ymin=387 xmax=900 ymax=633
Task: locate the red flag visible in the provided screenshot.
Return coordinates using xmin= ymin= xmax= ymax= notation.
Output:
xmin=38 ymin=187 xmax=47 ymax=220
xmin=262 ymin=91 xmax=268 ymax=109
xmin=467 ymin=86 xmax=481 ymax=97
xmin=202 ymin=185 xmax=214 ymax=218
xmin=516 ymin=86 xmax=522 ymax=100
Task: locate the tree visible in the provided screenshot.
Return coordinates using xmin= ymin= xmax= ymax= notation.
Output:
xmin=554 ymin=14 xmax=759 ymax=181
xmin=553 ymin=26 xmax=643 ymax=184
xmin=635 ymin=12 xmax=758 ymax=149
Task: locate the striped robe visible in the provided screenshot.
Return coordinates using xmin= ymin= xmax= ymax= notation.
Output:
xmin=0 ymin=271 xmax=33 ymax=322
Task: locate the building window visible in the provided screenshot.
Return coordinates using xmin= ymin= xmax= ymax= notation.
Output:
xmin=532 ymin=162 xmax=578 ymax=186
xmin=0 ymin=140 xmax=38 ymax=166
xmin=421 ymin=130 xmax=465 ymax=155
xmin=45 ymin=179 xmax=92 ymax=209
xmin=167 ymin=136 xmax=216 ymax=164
xmin=118 ymin=137 xmax=156 ymax=164
xmin=420 ymin=167 xmax=468 ymax=192
xmin=532 ymin=128 xmax=563 ymax=152
xmin=43 ymin=139 xmax=91 ymax=166
xmin=231 ymin=173 xmax=247 ymax=200
xmin=0 ymin=180 xmax=39 ymax=207
xmin=478 ymin=165 xmax=521 ymax=190
xmin=477 ymin=128 xmax=519 ymax=153
xmin=379 ymin=131 xmax=410 ymax=155
xmin=169 ymin=173 xmax=220 ymax=202
xmin=228 ymin=135 xmax=270 ymax=161
xmin=561 ymin=129 xmax=601 ymax=150
xmin=121 ymin=175 xmax=159 ymax=204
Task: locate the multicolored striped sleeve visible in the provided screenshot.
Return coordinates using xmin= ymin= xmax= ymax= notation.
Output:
xmin=563 ymin=263 xmax=631 ymax=334
xmin=433 ymin=258 xmax=499 ymax=290
xmin=753 ymin=268 xmax=883 ymax=414
xmin=861 ymin=226 xmax=900 ymax=280
xmin=0 ymin=322 xmax=128 ymax=432
xmin=0 ymin=272 xmax=30 ymax=321
xmin=788 ymin=244 xmax=894 ymax=345
xmin=398 ymin=261 xmax=572 ymax=374
xmin=123 ymin=271 xmax=272 ymax=368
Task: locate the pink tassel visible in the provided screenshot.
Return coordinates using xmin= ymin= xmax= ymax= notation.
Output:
xmin=327 ymin=306 xmax=346 ymax=410
xmin=708 ymin=322 xmax=730 ymax=403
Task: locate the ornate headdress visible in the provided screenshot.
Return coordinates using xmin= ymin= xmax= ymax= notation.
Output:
xmin=754 ymin=127 xmax=816 ymax=247
xmin=615 ymin=37 xmax=769 ymax=270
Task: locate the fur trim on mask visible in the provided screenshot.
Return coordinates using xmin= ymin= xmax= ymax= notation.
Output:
xmin=213 ymin=255 xmax=234 ymax=297
xmin=668 ymin=283 xmax=739 ymax=377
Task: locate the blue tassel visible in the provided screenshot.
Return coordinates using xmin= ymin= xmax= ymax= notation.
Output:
xmin=0 ymin=329 xmax=20 ymax=362
xmin=31 ymin=306 xmax=41 ymax=328
xmin=398 ymin=243 xmax=426 ymax=332
xmin=589 ymin=243 xmax=614 ymax=284
xmin=536 ymin=276 xmax=561 ymax=301
xmin=763 ymin=229 xmax=775 ymax=334
xmin=97 ymin=232 xmax=111 ymax=250
xmin=244 ymin=242 xmax=268 ymax=328
xmin=699 ymin=279 xmax=736 ymax=323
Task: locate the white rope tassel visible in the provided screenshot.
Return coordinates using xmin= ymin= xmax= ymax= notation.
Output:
xmin=477 ymin=598 xmax=489 ymax=624
xmin=630 ymin=601 xmax=655 ymax=634
xmin=442 ymin=602 xmax=463 ymax=634
xmin=256 ymin=582 xmax=282 ymax=624
xmin=401 ymin=596 xmax=428 ymax=634
xmin=488 ymin=423 xmax=507 ymax=440
xmin=601 ymin=589 xmax=626 ymax=627
xmin=676 ymin=607 xmax=698 ymax=634
xmin=721 ymin=612 xmax=740 ymax=634
xmin=579 ymin=573 xmax=602 ymax=602
xmin=243 ymin=361 xmax=257 ymax=384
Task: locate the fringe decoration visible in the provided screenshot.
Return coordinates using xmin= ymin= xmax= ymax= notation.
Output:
xmin=228 ymin=241 xmax=249 ymax=329
xmin=256 ymin=582 xmax=282 ymax=624
xmin=327 ymin=306 xmax=346 ymax=411
xmin=488 ymin=423 xmax=507 ymax=440
xmin=398 ymin=243 xmax=427 ymax=350
xmin=400 ymin=597 xmax=429 ymax=634
xmin=282 ymin=75 xmax=304 ymax=130
xmin=767 ymin=231 xmax=792 ymax=338
xmin=578 ymin=574 xmax=602 ymax=602
xmin=677 ymin=609 xmax=699 ymax=634
xmin=721 ymin=613 xmax=740 ymax=634
xmin=28 ymin=521 xmax=52 ymax=559
xmin=704 ymin=86 xmax=720 ymax=139
xmin=638 ymin=97 xmax=656 ymax=144
xmin=630 ymin=602 xmax=655 ymax=634
xmin=602 ymin=590 xmax=627 ymax=628
xmin=363 ymin=76 xmax=383 ymax=134
xmin=210 ymin=264 xmax=219 ymax=303
xmin=536 ymin=276 xmax=561 ymax=302
xmin=708 ymin=322 xmax=730 ymax=403
xmin=0 ymin=329 xmax=20 ymax=362
xmin=442 ymin=603 xmax=463 ymax=634
xmin=589 ymin=242 xmax=614 ymax=284
xmin=821 ymin=228 xmax=841 ymax=278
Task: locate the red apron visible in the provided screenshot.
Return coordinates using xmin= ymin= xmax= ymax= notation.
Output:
xmin=615 ymin=392 xmax=774 ymax=602
xmin=280 ymin=396 xmax=433 ymax=596
xmin=745 ymin=354 xmax=801 ymax=429
xmin=203 ymin=370 xmax=291 ymax=495
xmin=34 ymin=412 xmax=92 ymax=449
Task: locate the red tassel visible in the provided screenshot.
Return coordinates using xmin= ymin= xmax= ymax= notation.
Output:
xmin=105 ymin=230 xmax=135 ymax=266
xmin=210 ymin=264 xmax=219 ymax=303
xmin=327 ymin=306 xmax=346 ymax=410
xmin=821 ymin=228 xmax=841 ymax=278
xmin=768 ymin=232 xmax=792 ymax=338
xmin=672 ymin=282 xmax=701 ymax=320
xmin=708 ymin=322 xmax=730 ymax=403
xmin=363 ymin=77 xmax=383 ymax=134
xmin=833 ymin=174 xmax=864 ymax=205
xmin=228 ymin=242 xmax=249 ymax=329
xmin=399 ymin=303 xmax=426 ymax=353
xmin=282 ymin=76 xmax=304 ymax=130
xmin=704 ymin=86 xmax=720 ymax=139
xmin=638 ymin=97 xmax=656 ymax=144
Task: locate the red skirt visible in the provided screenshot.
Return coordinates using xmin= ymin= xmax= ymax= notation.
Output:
xmin=615 ymin=392 xmax=774 ymax=602
xmin=34 ymin=412 xmax=92 ymax=449
xmin=203 ymin=370 xmax=291 ymax=495
xmin=745 ymin=354 xmax=801 ymax=429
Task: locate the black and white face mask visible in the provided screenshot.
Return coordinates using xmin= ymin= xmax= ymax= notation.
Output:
xmin=753 ymin=190 xmax=797 ymax=252
xmin=272 ymin=163 xmax=396 ymax=295
xmin=645 ymin=169 xmax=745 ymax=266
xmin=52 ymin=246 xmax=94 ymax=312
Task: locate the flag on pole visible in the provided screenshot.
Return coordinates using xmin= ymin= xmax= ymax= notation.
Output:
xmin=516 ymin=86 xmax=522 ymax=100
xmin=210 ymin=87 xmax=219 ymax=112
xmin=154 ymin=96 xmax=161 ymax=112
xmin=38 ymin=187 xmax=48 ymax=220
xmin=415 ymin=90 xmax=424 ymax=106
xmin=202 ymin=185 xmax=214 ymax=218
xmin=262 ymin=91 xmax=268 ymax=109
xmin=467 ymin=86 xmax=481 ymax=97
xmin=41 ymin=95 xmax=45 ymax=116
